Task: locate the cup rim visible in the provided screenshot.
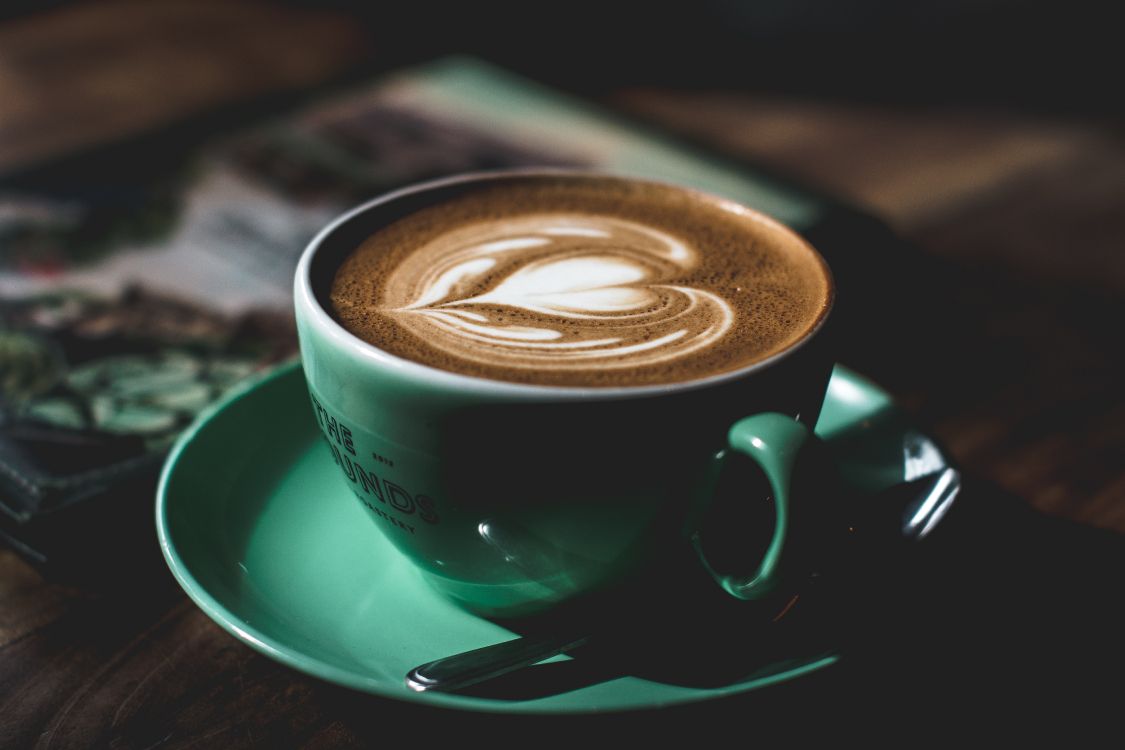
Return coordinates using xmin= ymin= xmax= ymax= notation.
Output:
xmin=295 ymin=168 xmax=835 ymax=401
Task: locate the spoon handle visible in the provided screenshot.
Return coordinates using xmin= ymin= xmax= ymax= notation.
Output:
xmin=405 ymin=631 xmax=591 ymax=693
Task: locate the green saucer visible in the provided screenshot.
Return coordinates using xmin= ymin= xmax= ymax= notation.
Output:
xmin=156 ymin=361 xmax=953 ymax=714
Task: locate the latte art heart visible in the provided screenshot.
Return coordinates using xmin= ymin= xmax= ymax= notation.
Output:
xmin=383 ymin=215 xmax=734 ymax=371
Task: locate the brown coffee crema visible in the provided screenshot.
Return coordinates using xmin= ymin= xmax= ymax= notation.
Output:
xmin=329 ymin=176 xmax=832 ymax=387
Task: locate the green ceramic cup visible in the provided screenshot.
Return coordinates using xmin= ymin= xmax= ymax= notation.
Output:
xmin=294 ymin=171 xmax=836 ymax=619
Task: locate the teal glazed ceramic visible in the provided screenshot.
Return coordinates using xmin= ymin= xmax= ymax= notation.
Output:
xmin=294 ymin=170 xmax=837 ymax=617
xmin=156 ymin=360 xmax=956 ymax=714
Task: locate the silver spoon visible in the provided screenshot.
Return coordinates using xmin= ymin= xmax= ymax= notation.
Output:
xmin=406 ymin=630 xmax=591 ymax=693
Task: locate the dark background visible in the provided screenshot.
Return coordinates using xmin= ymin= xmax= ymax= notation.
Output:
xmin=324 ymin=0 xmax=1122 ymax=113
xmin=6 ymin=0 xmax=1122 ymax=111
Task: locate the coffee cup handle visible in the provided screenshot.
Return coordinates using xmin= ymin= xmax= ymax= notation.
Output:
xmin=694 ymin=412 xmax=814 ymax=601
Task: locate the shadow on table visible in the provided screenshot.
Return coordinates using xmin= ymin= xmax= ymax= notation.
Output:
xmin=316 ymin=474 xmax=1124 ymax=733
xmin=838 ymin=474 xmax=1125 ymax=719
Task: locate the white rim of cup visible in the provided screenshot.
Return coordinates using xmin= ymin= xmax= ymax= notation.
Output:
xmin=295 ymin=168 xmax=836 ymax=402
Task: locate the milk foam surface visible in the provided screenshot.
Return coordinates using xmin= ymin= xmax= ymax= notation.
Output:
xmin=330 ymin=177 xmax=831 ymax=387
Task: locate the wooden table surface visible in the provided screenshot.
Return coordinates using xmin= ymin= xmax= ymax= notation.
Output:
xmin=2 ymin=2 xmax=1122 ymax=744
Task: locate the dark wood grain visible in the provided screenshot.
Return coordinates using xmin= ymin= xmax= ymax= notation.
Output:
xmin=1 ymin=3 xmax=1122 ymax=745
xmin=0 ymin=0 xmax=371 ymax=174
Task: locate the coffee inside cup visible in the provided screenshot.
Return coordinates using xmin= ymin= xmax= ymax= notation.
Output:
xmin=329 ymin=175 xmax=832 ymax=387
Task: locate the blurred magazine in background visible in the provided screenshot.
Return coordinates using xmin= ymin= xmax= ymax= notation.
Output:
xmin=0 ymin=56 xmax=853 ymax=580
